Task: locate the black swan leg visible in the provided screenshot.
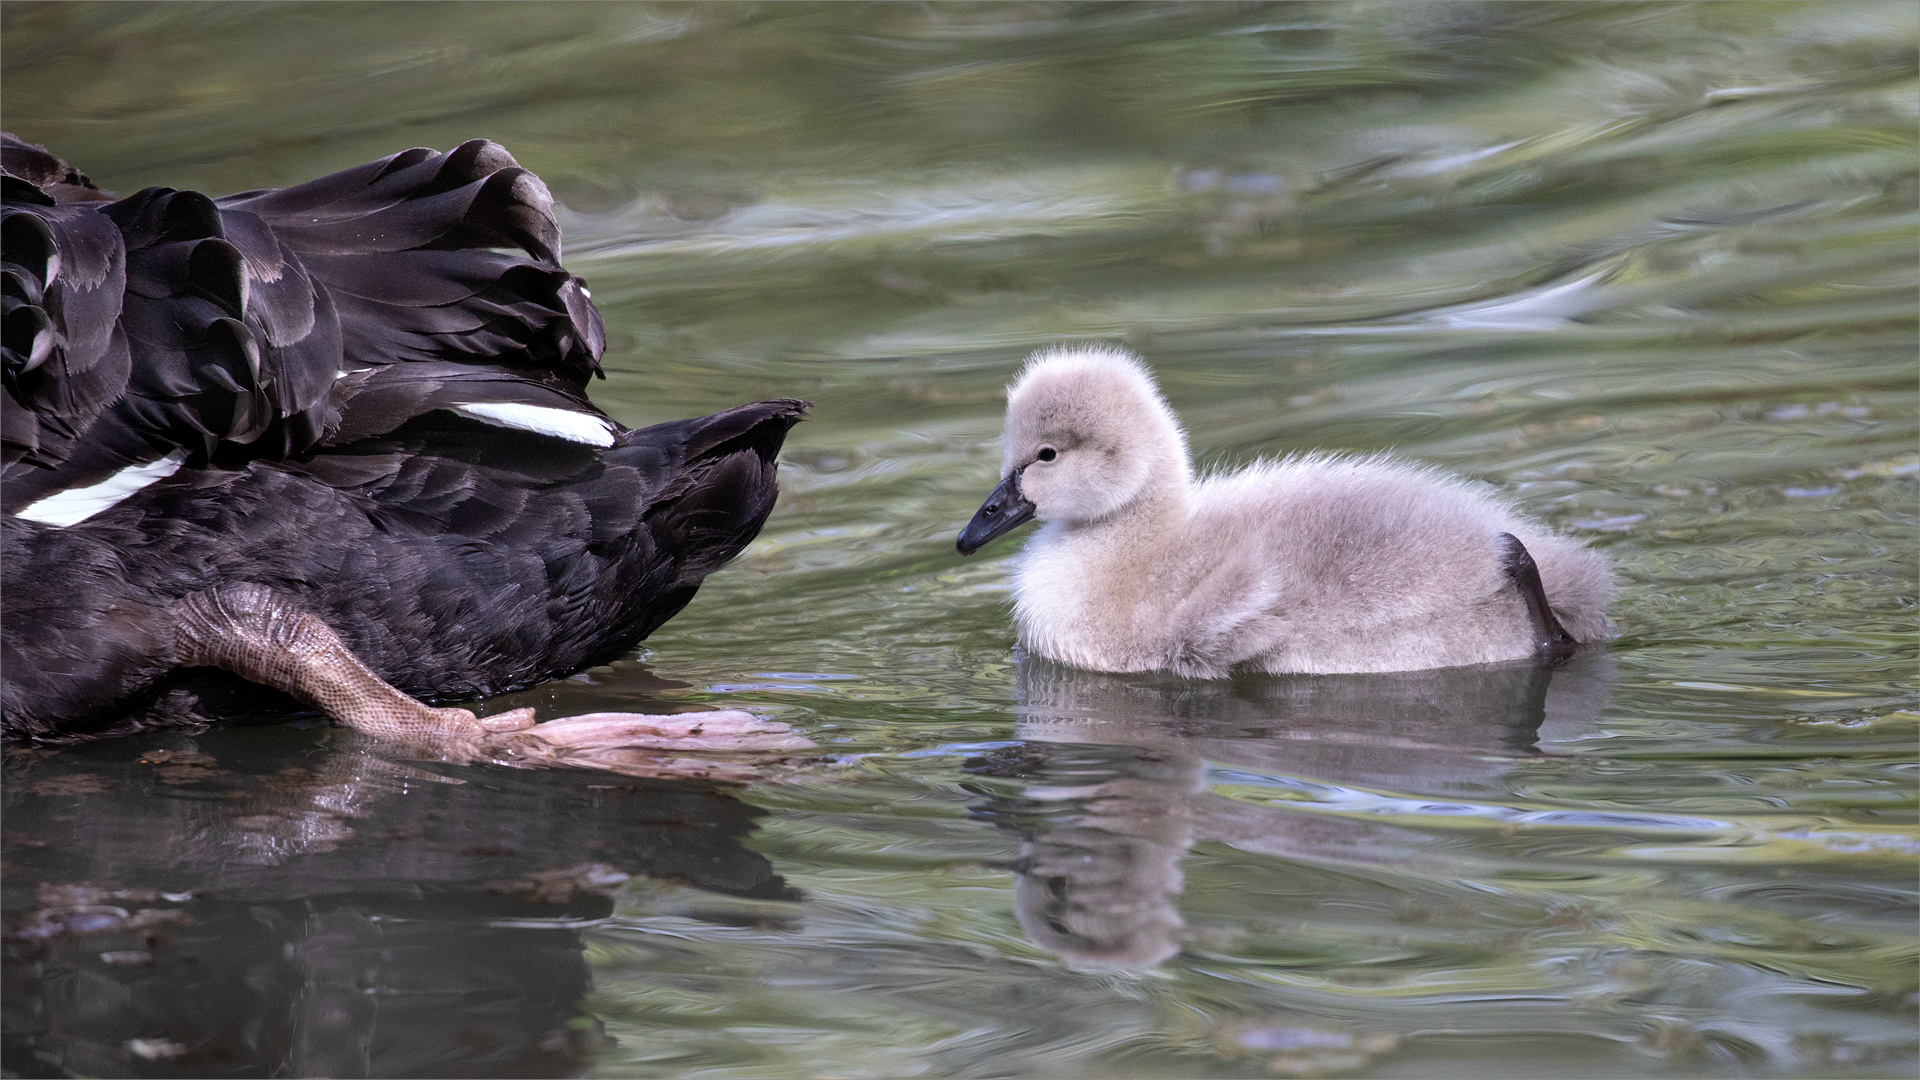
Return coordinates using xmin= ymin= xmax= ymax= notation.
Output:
xmin=1495 ymin=533 xmax=1578 ymax=658
xmin=172 ymin=584 xmax=522 ymax=748
xmin=171 ymin=584 xmax=811 ymax=777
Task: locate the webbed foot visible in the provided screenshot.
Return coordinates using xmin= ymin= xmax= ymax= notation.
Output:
xmin=172 ymin=585 xmax=813 ymax=778
xmin=475 ymin=709 xmax=815 ymax=780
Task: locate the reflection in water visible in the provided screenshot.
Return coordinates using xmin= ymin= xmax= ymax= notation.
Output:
xmin=1 ymin=727 xmax=797 ymax=1078
xmin=985 ymin=740 xmax=1205 ymax=972
xmin=974 ymin=654 xmax=1613 ymax=971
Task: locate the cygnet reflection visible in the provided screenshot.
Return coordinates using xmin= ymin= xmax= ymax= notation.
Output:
xmin=968 ymin=653 xmax=1615 ymax=972
xmin=974 ymin=739 xmax=1206 ymax=972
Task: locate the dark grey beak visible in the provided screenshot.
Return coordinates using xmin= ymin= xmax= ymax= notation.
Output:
xmin=957 ymin=470 xmax=1036 ymax=555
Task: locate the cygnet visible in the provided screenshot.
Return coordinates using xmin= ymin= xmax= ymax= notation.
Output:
xmin=956 ymin=346 xmax=1613 ymax=678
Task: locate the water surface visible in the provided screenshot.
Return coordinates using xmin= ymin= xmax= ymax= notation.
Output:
xmin=3 ymin=3 xmax=1915 ymax=1078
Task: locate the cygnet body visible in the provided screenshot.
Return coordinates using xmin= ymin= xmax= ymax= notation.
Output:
xmin=957 ymin=346 xmax=1613 ymax=678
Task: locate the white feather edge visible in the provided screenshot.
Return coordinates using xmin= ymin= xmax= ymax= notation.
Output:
xmin=14 ymin=450 xmax=189 ymax=528
xmin=13 ymin=404 xmax=615 ymax=528
xmin=450 ymin=403 xmax=617 ymax=447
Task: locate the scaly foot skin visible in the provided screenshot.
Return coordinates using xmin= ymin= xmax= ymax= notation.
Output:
xmin=470 ymin=709 xmax=816 ymax=781
xmin=172 ymin=585 xmax=814 ymax=779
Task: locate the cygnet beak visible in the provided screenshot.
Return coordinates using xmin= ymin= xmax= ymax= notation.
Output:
xmin=957 ymin=470 xmax=1037 ymax=555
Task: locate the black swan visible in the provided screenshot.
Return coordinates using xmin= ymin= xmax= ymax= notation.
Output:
xmin=1 ymin=134 xmax=811 ymax=769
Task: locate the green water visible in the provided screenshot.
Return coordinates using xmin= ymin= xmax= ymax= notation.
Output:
xmin=3 ymin=3 xmax=1915 ymax=1077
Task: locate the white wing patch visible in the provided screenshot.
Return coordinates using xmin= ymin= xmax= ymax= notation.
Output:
xmin=451 ymin=403 xmax=617 ymax=447
xmin=14 ymin=450 xmax=189 ymax=527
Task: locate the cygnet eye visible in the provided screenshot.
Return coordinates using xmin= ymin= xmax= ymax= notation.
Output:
xmin=1036 ymin=446 xmax=1058 ymax=462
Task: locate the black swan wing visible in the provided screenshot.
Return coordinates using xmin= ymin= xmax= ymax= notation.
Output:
xmin=3 ymin=135 xmax=604 ymax=519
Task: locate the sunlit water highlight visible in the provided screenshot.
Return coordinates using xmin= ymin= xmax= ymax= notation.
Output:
xmin=2 ymin=4 xmax=1914 ymax=1078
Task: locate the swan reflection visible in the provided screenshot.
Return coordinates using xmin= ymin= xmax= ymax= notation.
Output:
xmin=3 ymin=725 xmax=798 ymax=1078
xmin=971 ymin=653 xmax=1614 ymax=971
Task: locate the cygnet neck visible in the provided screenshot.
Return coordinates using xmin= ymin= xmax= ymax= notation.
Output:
xmin=1062 ymin=449 xmax=1191 ymax=553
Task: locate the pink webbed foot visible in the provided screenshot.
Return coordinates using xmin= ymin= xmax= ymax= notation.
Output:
xmin=479 ymin=710 xmax=816 ymax=781
xmin=170 ymin=586 xmax=813 ymax=780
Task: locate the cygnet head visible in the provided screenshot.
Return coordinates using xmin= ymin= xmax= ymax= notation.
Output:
xmin=957 ymin=345 xmax=1190 ymax=555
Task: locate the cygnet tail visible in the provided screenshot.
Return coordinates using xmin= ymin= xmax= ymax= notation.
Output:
xmin=1497 ymin=533 xmax=1577 ymax=656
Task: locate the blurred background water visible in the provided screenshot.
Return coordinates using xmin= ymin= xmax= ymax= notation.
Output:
xmin=2 ymin=3 xmax=1915 ymax=1078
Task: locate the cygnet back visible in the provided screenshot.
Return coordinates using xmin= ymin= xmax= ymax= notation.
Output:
xmin=957 ymin=346 xmax=1613 ymax=677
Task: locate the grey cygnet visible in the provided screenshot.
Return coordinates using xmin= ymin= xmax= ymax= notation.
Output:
xmin=957 ymin=345 xmax=1614 ymax=677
